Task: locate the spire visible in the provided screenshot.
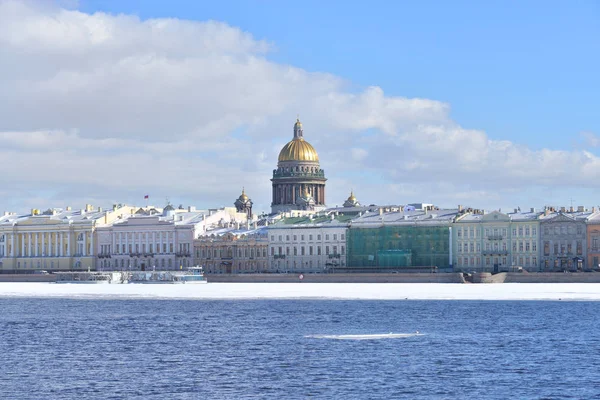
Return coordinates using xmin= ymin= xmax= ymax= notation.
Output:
xmin=293 ymin=117 xmax=303 ymax=140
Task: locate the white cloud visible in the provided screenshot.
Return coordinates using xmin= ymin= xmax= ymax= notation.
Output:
xmin=0 ymin=0 xmax=598 ymax=214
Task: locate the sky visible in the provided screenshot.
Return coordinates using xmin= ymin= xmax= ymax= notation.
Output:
xmin=1 ymin=0 xmax=599 ymax=215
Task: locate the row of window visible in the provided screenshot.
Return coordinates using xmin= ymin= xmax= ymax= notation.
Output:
xmin=271 ymin=245 xmax=345 ymax=256
xmin=543 ymin=225 xmax=584 ymax=236
xmin=270 ymin=233 xmax=345 ymax=242
xmin=543 ymin=241 xmax=583 ymax=256
xmin=459 ymin=256 xmax=538 ymax=267
xmin=195 ymin=248 xmax=268 ymax=259
xmin=457 ymin=226 xmax=539 ymax=238
xmin=458 ymin=241 xmax=538 ymax=253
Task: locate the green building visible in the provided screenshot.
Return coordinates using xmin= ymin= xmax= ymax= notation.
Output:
xmin=346 ymin=207 xmax=457 ymax=271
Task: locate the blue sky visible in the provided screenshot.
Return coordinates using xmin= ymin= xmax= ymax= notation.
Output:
xmin=80 ymin=0 xmax=600 ymax=151
xmin=1 ymin=1 xmax=599 ymax=213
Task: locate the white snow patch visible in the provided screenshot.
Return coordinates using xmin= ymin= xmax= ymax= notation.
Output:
xmin=1 ymin=283 xmax=600 ymax=301
xmin=305 ymin=333 xmax=424 ymax=340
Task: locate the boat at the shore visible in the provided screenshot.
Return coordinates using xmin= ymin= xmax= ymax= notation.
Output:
xmin=128 ymin=267 xmax=208 ymax=284
xmin=55 ymin=271 xmax=127 ymax=284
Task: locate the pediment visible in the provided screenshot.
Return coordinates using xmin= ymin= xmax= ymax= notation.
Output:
xmin=17 ymin=218 xmax=63 ymax=226
xmin=543 ymin=213 xmax=576 ymax=223
xmin=481 ymin=211 xmax=510 ymax=222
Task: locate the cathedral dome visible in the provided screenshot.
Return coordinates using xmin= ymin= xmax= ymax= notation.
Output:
xmin=278 ymin=138 xmax=319 ymax=162
xmin=277 ymin=118 xmax=319 ymax=162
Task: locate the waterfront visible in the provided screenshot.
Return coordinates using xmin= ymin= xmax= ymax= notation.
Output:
xmin=1 ymin=298 xmax=599 ymax=399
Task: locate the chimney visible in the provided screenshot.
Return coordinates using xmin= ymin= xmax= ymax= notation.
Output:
xmin=560 ymin=207 xmax=566 ymax=212
xmin=545 ymin=209 xmax=551 ymax=216
xmin=458 ymin=205 xmax=463 ymax=212
xmin=593 ymin=207 xmax=598 ymax=213
xmin=379 ymin=208 xmax=383 ymax=216
xmin=66 ymin=206 xmax=72 ymax=211
xmin=514 ymin=208 xmax=518 ymax=214
xmin=569 ymin=206 xmax=574 ymax=213
xmin=113 ymin=204 xmax=118 ymax=211
xmin=97 ymin=207 xmax=102 ymax=212
xmin=86 ymin=204 xmax=93 ymax=212
xmin=577 ymin=206 xmax=584 ymax=212
xmin=188 ymin=206 xmax=196 ymax=212
xmin=530 ymin=207 xmax=535 ymax=213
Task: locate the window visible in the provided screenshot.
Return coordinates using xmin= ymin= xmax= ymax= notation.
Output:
xmin=470 ymin=228 xmax=474 ymax=238
xmin=333 ymin=234 xmax=337 ymax=240
xmin=278 ymin=235 xmax=282 ymax=241
xmin=278 ymin=246 xmax=282 ymax=255
xmin=293 ymin=235 xmax=297 ymax=241
xmin=512 ymin=228 xmax=517 ymax=236
xmin=577 ymin=241 xmax=582 ymax=255
xmin=470 ymin=243 xmax=474 ymax=252
xmin=544 ymin=242 xmax=549 ymax=256
xmin=309 ymin=235 xmax=313 ymax=241
xmin=532 ymin=257 xmax=537 ymax=266
xmin=301 ymin=235 xmax=304 ymax=241
xmin=325 ymin=246 xmax=330 ymax=255
xmin=317 ymin=247 xmax=321 ymax=255
xmin=532 ymin=227 xmax=537 ymax=236
xmin=525 ymin=227 xmax=530 ymax=236
xmin=519 ymin=242 xmax=523 ymax=252
xmin=301 ymin=247 xmax=305 ymax=256
xmin=502 ymin=242 xmax=507 ymax=251
xmin=458 ymin=229 xmax=462 ymax=238
xmin=341 ymin=246 xmax=345 ymax=255
xmin=486 ymin=257 xmax=490 ymax=265
xmin=512 ymin=242 xmax=517 ymax=252
xmin=526 ymin=242 xmax=530 ymax=252
xmin=286 ymin=247 xmax=290 ymax=256
xmin=518 ymin=227 xmax=523 ymax=236
xmin=326 ymin=234 xmax=330 ymax=241
xmin=476 ymin=243 xmax=481 ymax=252
xmin=271 ymin=236 xmax=274 ymax=241
xmin=317 ymin=235 xmax=321 ymax=240
xmin=341 ymin=234 xmax=345 ymax=240
xmin=309 ymin=246 xmax=313 ymax=255
xmin=532 ymin=242 xmax=537 ymax=252
xmin=333 ymin=246 xmax=337 ymax=254
xmin=271 ymin=247 xmax=274 ymax=256
xmin=286 ymin=235 xmax=290 ymax=241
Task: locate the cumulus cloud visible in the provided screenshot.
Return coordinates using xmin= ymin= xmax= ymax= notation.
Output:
xmin=0 ymin=0 xmax=598 ymax=214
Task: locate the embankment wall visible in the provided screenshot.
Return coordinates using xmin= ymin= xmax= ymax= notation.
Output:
xmin=206 ymin=273 xmax=466 ymax=283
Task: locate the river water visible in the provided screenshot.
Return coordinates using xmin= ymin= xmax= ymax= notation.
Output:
xmin=1 ymin=298 xmax=599 ymax=399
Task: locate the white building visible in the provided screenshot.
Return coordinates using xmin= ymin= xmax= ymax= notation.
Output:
xmin=267 ymin=213 xmax=351 ymax=273
xmin=96 ymin=205 xmax=249 ymax=271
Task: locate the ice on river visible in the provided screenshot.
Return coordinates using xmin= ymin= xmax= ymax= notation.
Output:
xmin=1 ymin=282 xmax=600 ymax=301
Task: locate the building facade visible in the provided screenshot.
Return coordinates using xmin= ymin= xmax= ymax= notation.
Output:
xmin=0 ymin=204 xmax=136 ymax=273
xmin=96 ymin=206 xmax=249 ymax=271
xmin=268 ymin=214 xmax=350 ymax=273
xmin=271 ymin=119 xmax=327 ymax=213
xmin=540 ymin=210 xmax=590 ymax=271
xmin=347 ymin=208 xmax=456 ymax=271
xmin=194 ymin=226 xmax=268 ymax=274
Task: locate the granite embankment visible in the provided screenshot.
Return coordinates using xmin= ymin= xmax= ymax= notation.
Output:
xmin=206 ymin=273 xmax=466 ymax=283
xmin=0 ymin=274 xmax=56 ymax=282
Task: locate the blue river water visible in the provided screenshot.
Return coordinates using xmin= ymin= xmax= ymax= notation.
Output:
xmin=1 ymin=298 xmax=599 ymax=399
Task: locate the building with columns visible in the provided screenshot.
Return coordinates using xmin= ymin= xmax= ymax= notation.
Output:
xmin=95 ymin=205 xmax=250 ymax=271
xmin=271 ymin=118 xmax=327 ymax=213
xmin=0 ymin=204 xmax=136 ymax=273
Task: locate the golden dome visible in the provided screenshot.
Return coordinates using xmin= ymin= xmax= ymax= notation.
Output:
xmin=347 ymin=191 xmax=356 ymax=201
xmin=239 ymin=188 xmax=249 ymax=201
xmin=278 ymin=138 xmax=319 ymax=162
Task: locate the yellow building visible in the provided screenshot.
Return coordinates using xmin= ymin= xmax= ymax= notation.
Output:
xmin=194 ymin=223 xmax=268 ymax=274
xmin=0 ymin=204 xmax=136 ymax=273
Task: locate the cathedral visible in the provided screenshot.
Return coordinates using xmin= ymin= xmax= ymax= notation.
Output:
xmin=271 ymin=119 xmax=327 ymax=213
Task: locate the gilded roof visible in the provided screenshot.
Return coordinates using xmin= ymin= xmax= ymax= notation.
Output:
xmin=278 ymin=138 xmax=319 ymax=162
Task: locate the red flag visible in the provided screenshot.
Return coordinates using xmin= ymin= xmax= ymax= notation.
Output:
xmin=144 ymin=195 xmax=149 ymax=199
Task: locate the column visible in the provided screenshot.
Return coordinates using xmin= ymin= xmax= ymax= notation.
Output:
xmin=112 ymin=232 xmax=116 ymax=255
xmin=125 ymin=232 xmax=129 ymax=254
xmin=28 ymin=233 xmax=32 ymax=256
xmin=159 ymin=232 xmax=163 ymax=254
xmin=42 ymin=232 xmax=46 ymax=256
xmin=35 ymin=233 xmax=38 ymax=257
xmin=146 ymin=232 xmax=149 ymax=253
xmin=152 ymin=232 xmax=156 ymax=253
xmin=90 ymin=231 xmax=94 ymax=256
xmin=21 ymin=234 xmax=25 ymax=256
xmin=55 ymin=233 xmax=59 ymax=257
xmin=60 ymin=233 xmax=64 ymax=256
xmin=11 ymin=233 xmax=14 ymax=257
xmin=67 ymin=232 xmax=71 ymax=256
